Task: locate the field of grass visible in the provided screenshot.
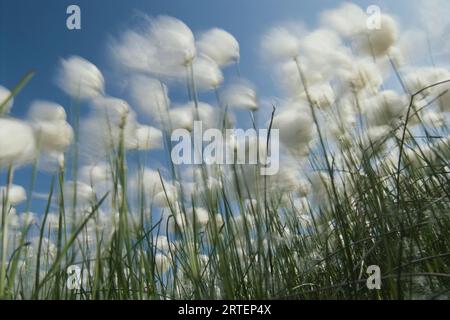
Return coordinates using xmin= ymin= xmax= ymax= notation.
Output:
xmin=0 ymin=4 xmax=449 ymax=300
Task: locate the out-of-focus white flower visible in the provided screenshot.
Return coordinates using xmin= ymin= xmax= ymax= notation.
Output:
xmin=154 ymin=253 xmax=171 ymax=274
xmin=130 ymin=168 xmax=167 ymax=198
xmin=323 ymin=4 xmax=398 ymax=57
xmin=114 ymin=16 xmax=196 ymax=77
xmin=31 ymin=236 xmax=57 ymax=260
xmin=362 ymin=125 xmax=391 ymax=152
xmin=261 ymin=27 xmax=301 ymax=60
xmin=36 ymin=151 xmax=66 ymax=172
xmin=355 ymin=14 xmax=398 ymax=57
xmin=5 ymin=208 xmax=19 ymax=228
xmin=272 ymin=104 xmax=315 ymax=157
xmin=81 ymin=96 xmax=139 ymax=159
xmin=168 ymin=106 xmax=194 ymax=131
xmin=404 ymin=67 xmax=450 ymax=95
xmin=153 ymin=235 xmax=171 ymax=252
xmin=403 ymin=145 xmax=436 ymax=170
xmin=0 ymin=85 xmax=13 ymax=114
xmin=0 ymin=118 xmax=37 ymax=168
xmin=63 ymin=181 xmax=95 ymax=204
xmin=20 ymin=212 xmax=36 ymax=227
xmin=34 ymin=121 xmax=74 ymax=153
xmin=197 ymin=28 xmax=240 ymax=66
xmin=111 ymin=30 xmax=157 ymax=73
xmin=0 ymin=184 xmax=26 ymax=206
xmin=404 ymin=68 xmax=450 ymax=112
xmin=153 ymin=184 xmax=178 ymax=207
xmin=338 ymin=59 xmax=383 ymax=93
xmin=272 ymin=165 xmax=311 ymax=196
xmin=192 ymin=55 xmax=223 ymax=90
xmin=169 ymin=101 xmax=217 ymax=131
xmin=28 ymin=101 xmax=74 ymax=155
xmin=309 ymin=172 xmax=332 ymax=204
xmin=56 ymin=56 xmax=105 ymax=100
xmin=274 ymin=60 xmax=324 ymax=97
xmin=364 ymin=90 xmax=407 ymax=127
xmin=220 ymin=80 xmax=258 ymax=110
xmin=148 ymin=16 xmax=196 ymax=66
xmin=422 ymin=110 xmax=446 ymax=127
xmin=299 ymin=83 xmax=335 ymax=108
xmin=320 ymin=3 xmax=366 ymax=38
xmin=129 ymin=75 xmax=169 ymax=122
xmin=187 ymin=207 xmax=210 ymax=228
xmin=133 ymin=125 xmax=163 ymax=151
xmin=79 ymin=163 xmax=110 ymax=185
xmin=28 ymin=100 xmax=67 ymax=122
xmin=300 ymin=28 xmax=352 ymax=77
xmin=45 ymin=213 xmax=61 ymax=230
xmin=438 ymin=90 xmax=450 ymax=112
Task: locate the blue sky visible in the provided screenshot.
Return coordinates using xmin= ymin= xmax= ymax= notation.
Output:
xmin=0 ymin=0 xmax=447 ymax=213
xmin=1 ymin=0 xmax=412 ymax=119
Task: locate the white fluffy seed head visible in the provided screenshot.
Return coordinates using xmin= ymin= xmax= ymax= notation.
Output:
xmin=364 ymin=90 xmax=407 ymax=127
xmin=272 ymin=104 xmax=315 ymax=157
xmin=134 ymin=125 xmax=163 ymax=151
xmin=0 ymin=184 xmax=26 ymax=206
xmin=153 ymin=184 xmax=178 ymax=208
xmin=169 ymin=101 xmax=217 ymax=131
xmin=130 ymin=168 xmax=167 ymax=198
xmin=56 ymin=56 xmax=105 ymax=100
xmin=28 ymin=100 xmax=67 ymax=122
xmin=34 ymin=121 xmax=74 ymax=154
xmin=189 ymin=207 xmax=210 ymax=227
xmin=79 ymin=163 xmax=110 ymax=185
xmin=422 ymin=111 xmax=446 ymax=127
xmin=192 ymin=55 xmax=224 ymax=90
xmin=404 ymin=67 xmax=450 ymax=96
xmin=299 ymin=83 xmax=335 ymax=108
xmin=0 ymin=118 xmax=37 ymax=168
xmin=63 ymin=181 xmax=95 ymax=204
xmin=355 ymin=15 xmax=398 ymax=57
xmin=148 ymin=16 xmax=196 ymax=65
xmin=81 ymin=96 xmax=139 ymax=156
xmin=153 ymin=235 xmax=171 ymax=252
xmin=28 ymin=102 xmax=74 ymax=154
xmin=320 ymin=3 xmax=367 ymax=38
xmin=154 ymin=253 xmax=171 ymax=274
xmin=197 ymin=28 xmax=240 ymax=66
xmin=220 ymin=80 xmax=258 ymax=111
xmin=129 ymin=75 xmax=169 ymax=121
xmin=338 ymin=59 xmax=383 ymax=93
xmin=262 ymin=27 xmax=301 ymax=60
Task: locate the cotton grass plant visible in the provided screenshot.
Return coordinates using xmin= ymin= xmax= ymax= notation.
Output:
xmin=0 ymin=3 xmax=449 ymax=300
